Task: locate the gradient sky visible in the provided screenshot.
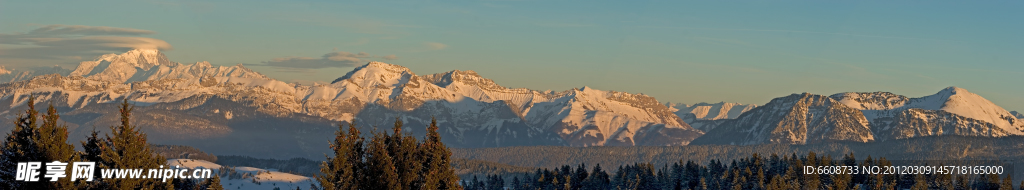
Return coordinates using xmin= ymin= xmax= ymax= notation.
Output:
xmin=1 ymin=0 xmax=1022 ymax=111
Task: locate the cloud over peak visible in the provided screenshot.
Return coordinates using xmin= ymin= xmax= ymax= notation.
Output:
xmin=0 ymin=25 xmax=172 ymax=69
xmin=29 ymin=25 xmax=157 ymax=36
xmin=263 ymin=50 xmax=397 ymax=70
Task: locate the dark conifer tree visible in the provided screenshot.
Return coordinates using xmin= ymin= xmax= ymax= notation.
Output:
xmin=100 ymin=99 xmax=169 ymax=190
xmin=34 ymin=104 xmax=80 ymax=189
xmin=585 ymin=164 xmax=610 ymax=189
xmin=467 ymin=175 xmax=480 ymax=190
xmin=365 ymin=130 xmax=399 ymax=190
xmin=388 ymin=119 xmax=422 ymax=190
xmin=0 ymin=97 xmax=82 ymax=189
xmin=170 ymin=178 xmax=197 ymax=190
xmin=198 ymin=175 xmax=223 ymax=190
xmin=513 ymin=176 xmax=525 ymax=190
xmin=487 ymin=174 xmax=504 ymax=190
xmin=1000 ymin=175 xmax=1013 ymax=190
xmin=316 ymin=123 xmax=361 ymax=190
xmin=419 ymin=118 xmax=462 ymax=190
xmin=0 ymin=96 xmax=42 ymax=189
xmin=571 ymin=163 xmax=587 ymax=190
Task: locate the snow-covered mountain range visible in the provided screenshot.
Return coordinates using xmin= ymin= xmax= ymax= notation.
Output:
xmin=667 ymin=102 xmax=757 ymax=131
xmin=690 ymin=93 xmax=875 ymax=145
xmin=0 ymin=49 xmax=700 ymax=158
xmin=830 ymin=87 xmax=1024 ymax=140
xmin=1 ymin=49 xmax=1020 ymax=157
xmin=691 ymin=87 xmax=1024 ymax=145
xmin=0 ymin=65 xmax=72 ymax=83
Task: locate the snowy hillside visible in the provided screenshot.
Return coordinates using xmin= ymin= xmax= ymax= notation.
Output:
xmin=167 ymin=159 xmax=314 ymax=190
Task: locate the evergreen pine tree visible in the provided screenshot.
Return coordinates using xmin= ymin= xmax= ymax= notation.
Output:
xmin=0 ymin=96 xmax=42 ymax=189
xmin=0 ymin=97 xmax=82 ymax=189
xmin=316 ymin=123 xmax=360 ymax=190
xmin=81 ymin=128 xmax=106 ymax=188
xmin=572 ymin=163 xmax=588 ymax=190
xmin=366 ymin=129 xmax=400 ymax=190
xmin=910 ymin=174 xmax=928 ymax=190
xmin=511 ymin=176 xmax=521 ymax=190
xmin=33 ymin=104 xmax=80 ymax=189
xmin=100 ymin=99 xmax=169 ymax=190
xmin=419 ymin=118 xmax=462 ymax=190
xmin=171 ymin=178 xmax=197 ymax=190
xmin=205 ymin=175 xmax=223 ymax=190
xmin=591 ymin=164 xmax=610 ymax=189
xmin=1001 ymin=175 xmax=1013 ymax=190
xmin=468 ymin=176 xmax=480 ymax=190
xmin=388 ymin=118 xmax=422 ymax=190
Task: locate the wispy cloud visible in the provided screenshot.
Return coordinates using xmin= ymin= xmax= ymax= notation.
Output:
xmin=0 ymin=25 xmax=172 ymax=68
xmin=345 ymin=38 xmax=371 ymax=46
xmin=641 ymin=26 xmax=953 ymax=42
xmin=425 ymin=42 xmax=448 ymax=50
xmin=262 ymin=50 xmax=397 ymax=70
xmin=267 ymin=11 xmax=418 ymax=36
xmin=536 ymin=22 xmax=599 ymax=28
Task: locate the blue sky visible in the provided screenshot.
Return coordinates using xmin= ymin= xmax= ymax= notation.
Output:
xmin=1 ymin=0 xmax=1022 ymax=111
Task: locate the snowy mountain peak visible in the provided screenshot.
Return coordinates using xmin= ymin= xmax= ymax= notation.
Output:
xmin=1012 ymin=111 xmax=1023 ymax=119
xmin=669 ymin=102 xmax=758 ymax=122
xmin=101 ymin=48 xmax=175 ymax=68
xmin=926 ymin=87 xmax=1022 ymax=134
xmin=0 ymin=66 xmax=10 ymax=75
xmin=452 ymin=69 xmax=480 ymax=76
xmin=331 ymin=61 xmax=413 ymax=85
xmin=195 ymin=61 xmax=213 ymax=68
xmin=57 ymin=49 xmax=267 ymax=84
xmin=69 ymin=49 xmax=178 ymax=83
xmin=829 ymin=91 xmax=909 ymax=110
xmin=939 ymin=86 xmax=968 ymax=94
xmin=420 ymin=69 xmax=499 ymax=89
xmin=832 ymin=87 xmax=1024 ymax=136
xmin=691 ymin=92 xmax=873 ymax=145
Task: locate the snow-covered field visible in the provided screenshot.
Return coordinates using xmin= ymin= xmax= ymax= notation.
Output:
xmin=167 ymin=159 xmax=315 ymax=190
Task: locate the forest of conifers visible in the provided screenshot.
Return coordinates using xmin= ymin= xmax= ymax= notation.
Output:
xmin=462 ymin=152 xmax=1019 ymax=190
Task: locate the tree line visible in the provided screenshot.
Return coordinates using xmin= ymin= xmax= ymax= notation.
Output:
xmin=0 ymin=97 xmax=222 ymax=190
xmin=0 ymin=97 xmax=467 ymax=190
xmin=152 ymin=144 xmax=218 ymax=163
xmin=315 ymin=118 xmax=462 ymax=190
xmin=468 ymin=152 xmax=1021 ymax=190
xmin=452 ymin=135 xmax=1024 ymax=172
